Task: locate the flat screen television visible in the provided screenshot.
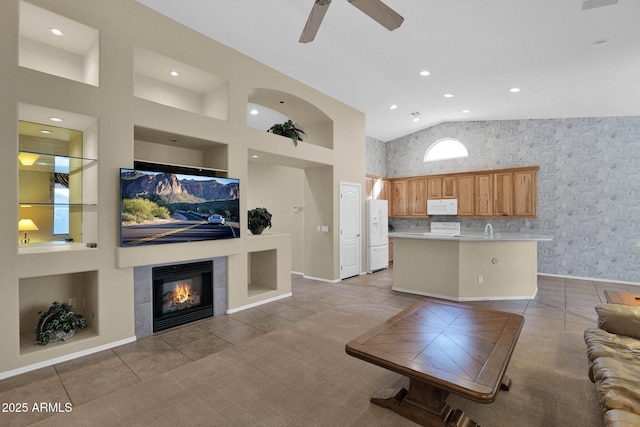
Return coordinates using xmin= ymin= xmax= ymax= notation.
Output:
xmin=120 ymin=162 xmax=240 ymax=247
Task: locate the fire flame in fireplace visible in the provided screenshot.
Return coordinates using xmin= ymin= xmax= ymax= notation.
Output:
xmin=173 ymin=282 xmax=191 ymax=304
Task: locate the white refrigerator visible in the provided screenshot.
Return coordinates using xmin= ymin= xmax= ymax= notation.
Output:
xmin=366 ymin=199 xmax=389 ymax=273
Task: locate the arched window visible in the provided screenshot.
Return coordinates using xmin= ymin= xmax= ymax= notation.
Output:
xmin=424 ymin=138 xmax=468 ymax=162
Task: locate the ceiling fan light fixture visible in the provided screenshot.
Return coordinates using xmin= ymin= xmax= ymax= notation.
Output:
xmin=300 ymin=0 xmax=404 ymax=43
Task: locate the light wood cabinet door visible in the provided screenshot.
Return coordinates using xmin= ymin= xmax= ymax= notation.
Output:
xmin=442 ymin=176 xmax=457 ymax=199
xmin=494 ymin=172 xmax=513 ymax=216
xmin=475 ymin=173 xmax=494 ymax=216
xmin=514 ymin=170 xmax=537 ymax=216
xmin=365 ymin=177 xmax=373 ymax=200
xmin=380 ymin=179 xmax=391 ymax=202
xmin=427 ymin=178 xmax=442 ymax=199
xmin=391 ymin=180 xmax=409 ymax=216
xmin=410 ymin=179 xmax=428 ymax=216
xmin=457 ymin=175 xmax=474 ymax=216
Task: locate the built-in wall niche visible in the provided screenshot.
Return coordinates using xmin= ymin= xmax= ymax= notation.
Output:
xmin=18 ymin=104 xmax=98 ymax=252
xmin=19 ymin=1 xmax=99 ymax=86
xmin=19 ymin=270 xmax=98 ymax=355
xmin=134 ymin=46 xmax=229 ymax=120
xmin=134 ymin=126 xmax=228 ymax=175
xmin=248 ymin=88 xmax=333 ymax=149
xmin=248 ymin=249 xmax=277 ymax=297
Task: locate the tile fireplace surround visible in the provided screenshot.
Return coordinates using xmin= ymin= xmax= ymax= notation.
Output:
xmin=134 ymin=257 xmax=228 ymax=338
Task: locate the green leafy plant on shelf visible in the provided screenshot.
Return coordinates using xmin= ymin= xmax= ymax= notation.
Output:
xmin=35 ymin=301 xmax=88 ymax=346
xmin=247 ymin=207 xmax=272 ymax=235
xmin=267 ymin=120 xmax=306 ymax=146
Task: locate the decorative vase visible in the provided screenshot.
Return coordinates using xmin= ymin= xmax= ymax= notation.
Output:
xmin=250 ymin=226 xmax=265 ymax=235
xmin=53 ymin=329 xmax=76 ymax=342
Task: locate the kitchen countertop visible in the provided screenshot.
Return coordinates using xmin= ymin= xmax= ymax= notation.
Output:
xmin=389 ymin=230 xmax=552 ymax=242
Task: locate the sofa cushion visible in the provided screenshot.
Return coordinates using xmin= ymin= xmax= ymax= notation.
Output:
xmin=585 ymin=328 xmax=640 ymax=362
xmin=604 ymin=409 xmax=640 ymax=427
xmin=595 ymin=304 xmax=640 ymax=340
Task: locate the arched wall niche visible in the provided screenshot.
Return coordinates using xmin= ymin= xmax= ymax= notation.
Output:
xmin=248 ymin=88 xmax=334 ymax=149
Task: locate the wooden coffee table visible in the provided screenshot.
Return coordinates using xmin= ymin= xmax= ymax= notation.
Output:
xmin=604 ymin=290 xmax=640 ymax=306
xmin=346 ymin=299 xmax=524 ymax=426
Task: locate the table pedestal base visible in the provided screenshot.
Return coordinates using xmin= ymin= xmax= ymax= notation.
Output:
xmin=370 ymin=376 xmax=515 ymax=426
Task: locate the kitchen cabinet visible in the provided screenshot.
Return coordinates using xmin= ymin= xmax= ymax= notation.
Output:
xmin=442 ymin=176 xmax=457 ymax=199
xmin=426 ymin=178 xmax=442 ymax=199
xmin=494 ymin=171 xmax=513 ymax=216
xmin=475 ymin=173 xmax=494 ymax=216
xmin=514 ymin=169 xmax=537 ymax=217
xmin=410 ymin=179 xmax=428 ymax=216
xmin=365 ymin=176 xmax=373 ymax=199
xmin=389 ymin=238 xmax=393 ymax=263
xmin=457 ymin=174 xmax=474 ymax=216
xmin=391 ymin=180 xmax=409 ymax=216
xmin=387 ymin=165 xmax=537 ymax=218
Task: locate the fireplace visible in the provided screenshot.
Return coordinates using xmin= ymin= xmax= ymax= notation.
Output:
xmin=152 ymin=261 xmax=213 ymax=332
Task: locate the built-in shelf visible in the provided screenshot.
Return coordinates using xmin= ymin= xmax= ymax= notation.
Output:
xmin=18 ymin=116 xmax=98 ymax=249
xmin=134 ymin=126 xmax=229 ymax=176
xmin=248 ymin=249 xmax=277 ymax=297
xmin=134 ymin=46 xmax=229 ymax=120
xmin=248 ymin=88 xmax=333 ymax=150
xmin=20 ymin=328 xmax=97 ymax=355
xmin=19 ymin=270 xmax=99 ymax=355
xmin=19 ymin=1 xmax=100 ymax=86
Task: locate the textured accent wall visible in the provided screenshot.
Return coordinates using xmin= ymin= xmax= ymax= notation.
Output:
xmin=369 ymin=117 xmax=640 ymax=283
xmin=366 ymin=136 xmax=387 ymax=176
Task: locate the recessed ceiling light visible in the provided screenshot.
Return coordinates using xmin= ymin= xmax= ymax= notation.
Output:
xmin=49 ymin=117 xmax=63 ymax=122
xmin=462 ymin=109 xmax=470 ymax=113
xmin=419 ymin=70 xmax=431 ymax=77
xmin=409 ymin=112 xmax=420 ymax=122
xmin=250 ymin=109 xmax=259 ymax=115
xmin=251 ymin=155 xmax=259 ymax=158
xmin=169 ymin=70 xmax=179 ymax=77
xmin=39 ymin=130 xmax=53 ymax=134
xmin=390 ymin=104 xmax=398 ymax=110
xmin=50 ymin=28 xmax=64 ymax=36
xmin=594 ymin=39 xmax=608 ymax=45
xmin=444 ymin=93 xmax=454 ymax=98
xmin=510 ymin=88 xmax=521 ymax=93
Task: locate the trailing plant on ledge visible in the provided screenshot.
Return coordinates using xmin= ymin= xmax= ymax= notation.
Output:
xmin=267 ymin=120 xmax=306 ymax=146
xmin=35 ymin=302 xmax=88 ymax=346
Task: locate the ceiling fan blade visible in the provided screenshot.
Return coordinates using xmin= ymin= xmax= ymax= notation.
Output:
xmin=299 ymin=0 xmax=332 ymax=43
xmin=348 ymin=0 xmax=404 ymax=31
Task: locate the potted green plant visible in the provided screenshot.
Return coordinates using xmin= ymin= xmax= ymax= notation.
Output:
xmin=35 ymin=301 xmax=88 ymax=346
xmin=247 ymin=207 xmax=272 ymax=235
xmin=267 ymin=120 xmax=306 ymax=146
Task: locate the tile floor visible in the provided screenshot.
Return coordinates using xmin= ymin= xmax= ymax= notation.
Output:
xmin=0 ymin=268 xmax=635 ymax=426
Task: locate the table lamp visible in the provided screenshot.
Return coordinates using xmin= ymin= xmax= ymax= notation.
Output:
xmin=18 ymin=218 xmax=39 ymax=244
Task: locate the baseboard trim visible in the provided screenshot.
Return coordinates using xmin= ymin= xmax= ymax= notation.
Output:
xmin=302 ymin=274 xmax=340 ymax=283
xmin=538 ymin=273 xmax=640 ymax=287
xmin=0 ymin=336 xmax=137 ymax=380
xmin=392 ymin=286 xmax=538 ymax=302
xmin=226 ymin=292 xmax=293 ymax=314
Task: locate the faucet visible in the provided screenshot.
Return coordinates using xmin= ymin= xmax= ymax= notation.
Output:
xmin=484 ymin=223 xmax=494 ymax=239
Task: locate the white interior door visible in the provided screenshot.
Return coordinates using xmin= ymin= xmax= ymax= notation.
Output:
xmin=340 ymin=182 xmax=361 ymax=279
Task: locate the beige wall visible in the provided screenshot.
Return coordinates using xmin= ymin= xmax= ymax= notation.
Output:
xmin=0 ymin=0 xmax=365 ymax=376
xmin=248 ymin=162 xmax=305 ymax=272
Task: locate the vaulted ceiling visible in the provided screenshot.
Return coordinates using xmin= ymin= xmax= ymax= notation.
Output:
xmin=136 ymin=0 xmax=640 ymax=142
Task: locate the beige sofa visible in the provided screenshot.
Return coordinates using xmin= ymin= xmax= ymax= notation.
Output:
xmin=584 ymin=304 xmax=640 ymax=426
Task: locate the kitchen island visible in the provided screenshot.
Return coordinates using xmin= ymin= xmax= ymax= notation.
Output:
xmin=389 ymin=231 xmax=552 ymax=301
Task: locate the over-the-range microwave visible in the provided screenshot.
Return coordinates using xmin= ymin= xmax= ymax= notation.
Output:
xmin=427 ymin=199 xmax=458 ymax=215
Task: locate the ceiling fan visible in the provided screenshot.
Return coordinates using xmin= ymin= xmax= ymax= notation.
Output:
xmin=299 ymin=0 xmax=404 ymax=43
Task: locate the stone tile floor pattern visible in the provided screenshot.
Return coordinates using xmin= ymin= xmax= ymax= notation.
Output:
xmin=1 ymin=268 xmax=633 ymax=426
